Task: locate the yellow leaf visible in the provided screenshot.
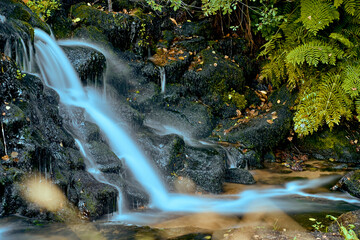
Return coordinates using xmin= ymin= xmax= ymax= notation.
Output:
xmin=178 ymin=56 xmax=185 ymax=60
xmin=169 ymin=17 xmax=178 ymax=26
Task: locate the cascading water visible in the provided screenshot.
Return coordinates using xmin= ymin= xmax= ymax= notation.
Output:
xmin=32 ymin=28 xmax=360 ymax=223
xmin=159 ymin=66 xmax=166 ymax=94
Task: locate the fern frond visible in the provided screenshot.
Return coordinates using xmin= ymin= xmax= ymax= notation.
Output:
xmin=329 ymin=33 xmax=354 ymax=48
xmin=342 ymin=64 xmax=360 ymax=98
xmin=259 ymin=33 xmax=283 ymax=57
xmin=286 ymin=40 xmax=344 ymax=66
xmin=334 ymin=0 xmax=343 ymax=7
xmin=260 ymin=51 xmax=287 ymax=86
xmin=342 ymin=0 xmax=360 ymax=16
xmin=356 ymin=98 xmax=360 ymax=119
xmin=301 ymin=0 xmax=340 ymax=35
xmin=286 ymin=62 xmax=305 ymax=90
xmin=294 ymin=73 xmax=352 ymax=135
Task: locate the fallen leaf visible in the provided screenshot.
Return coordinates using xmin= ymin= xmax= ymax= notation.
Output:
xmin=11 ymin=152 xmax=18 ymax=158
xmin=168 ymin=57 xmax=177 ymax=61
xmin=224 ymin=55 xmax=229 ymax=59
xmin=287 ymin=136 xmax=293 ymax=141
xmin=178 ymin=50 xmax=184 ymax=54
xmin=329 ymin=158 xmax=335 ymax=162
xmin=236 ymin=109 xmax=241 ymax=117
xmin=169 ymin=17 xmax=178 ymax=26
xmin=213 ymin=63 xmax=217 ymax=67
xmin=267 ymin=119 xmax=274 ymax=124
xmin=178 ymin=56 xmax=185 ymax=60
xmin=2 ymin=155 xmax=10 ymax=161
xmin=196 ymin=68 xmax=202 ymax=72
xmin=277 ymin=100 xmax=281 ymax=104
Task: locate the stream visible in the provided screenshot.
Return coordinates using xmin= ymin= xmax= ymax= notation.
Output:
xmin=0 ymin=28 xmax=358 ymax=239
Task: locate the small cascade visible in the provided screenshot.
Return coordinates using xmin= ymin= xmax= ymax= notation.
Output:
xmin=75 ymin=139 xmax=123 ymax=214
xmin=32 ymin=28 xmax=360 ymax=224
xmin=4 ymin=37 xmax=33 ymax=72
xmin=159 ymin=66 xmax=166 ymax=94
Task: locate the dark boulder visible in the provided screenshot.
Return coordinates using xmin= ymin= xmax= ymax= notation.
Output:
xmin=63 ymin=46 xmax=106 ymax=87
xmin=297 ymin=126 xmax=360 ymax=163
xmin=334 ymin=171 xmax=360 ymax=199
xmin=212 ymin=104 xmax=292 ymax=152
xmin=0 ymin=56 xmax=117 ymax=220
xmin=225 ymin=168 xmax=256 ymax=185
xmin=181 ymin=48 xmax=246 ymax=98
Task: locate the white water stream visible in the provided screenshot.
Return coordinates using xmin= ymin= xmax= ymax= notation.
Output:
xmin=32 ymin=28 xmax=360 ymax=223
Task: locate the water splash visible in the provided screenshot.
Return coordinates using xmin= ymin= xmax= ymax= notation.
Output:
xmin=33 ymin=28 xmax=360 ymax=224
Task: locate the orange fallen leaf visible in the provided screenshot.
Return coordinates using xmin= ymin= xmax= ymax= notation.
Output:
xmin=196 ymin=68 xmax=202 ymax=72
xmin=168 ymin=57 xmax=177 ymax=61
xmin=287 ymin=137 xmax=293 ymax=141
xmin=2 ymin=155 xmax=10 ymax=161
xmin=266 ymin=119 xmax=274 ymax=124
xmin=178 ymin=56 xmax=185 ymax=60
xmin=169 ymin=17 xmax=178 ymax=26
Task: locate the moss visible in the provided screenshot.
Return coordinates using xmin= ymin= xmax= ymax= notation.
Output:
xmin=82 ymin=192 xmax=97 ymax=214
xmin=10 ymin=6 xmax=31 ymax=22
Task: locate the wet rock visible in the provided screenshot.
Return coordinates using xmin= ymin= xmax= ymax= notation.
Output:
xmin=176 ymin=19 xmax=213 ymax=39
xmin=144 ymin=99 xmax=214 ymax=141
xmin=334 ymin=170 xmax=360 ymax=198
xmin=181 ymin=146 xmax=226 ymax=193
xmin=63 ymin=46 xmax=106 ymax=87
xmin=71 ymin=4 xmax=160 ymax=56
xmin=86 ymin=141 xmax=123 ymax=173
xmin=69 ymin=171 xmax=118 ymax=219
xmin=212 ymin=105 xmax=292 ymax=153
xmin=0 ymin=55 xmax=116 ymax=219
xmin=225 ymin=168 xmax=256 ymax=184
xmin=297 ymin=126 xmax=360 ymax=163
xmin=181 ymin=48 xmax=246 ymax=98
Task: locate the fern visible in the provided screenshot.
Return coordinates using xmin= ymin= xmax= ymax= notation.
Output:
xmin=294 ymin=73 xmax=352 ymax=135
xmin=286 ymin=40 xmax=344 ymax=66
xmin=329 ymin=33 xmax=354 ymax=48
xmin=342 ymin=64 xmax=360 ymax=98
xmin=301 ymin=0 xmax=340 ymax=35
xmin=260 ymin=50 xmax=287 ymax=87
xmin=356 ymin=98 xmax=360 ymax=119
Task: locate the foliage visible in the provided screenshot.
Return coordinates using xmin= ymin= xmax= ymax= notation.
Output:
xmin=309 ymin=217 xmax=325 ymax=231
xmin=326 ymin=215 xmax=359 ymax=240
xmin=259 ymin=0 xmax=360 ymax=136
xmin=226 ymin=90 xmax=247 ymax=109
xmin=26 ymin=0 xmax=61 ymax=22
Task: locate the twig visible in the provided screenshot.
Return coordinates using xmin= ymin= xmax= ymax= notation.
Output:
xmin=1 ymin=122 xmax=7 ymax=156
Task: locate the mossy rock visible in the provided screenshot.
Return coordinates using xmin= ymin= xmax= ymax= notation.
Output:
xmin=71 ymin=4 xmax=158 ymax=54
xmin=298 ymin=126 xmax=360 ymax=163
xmin=211 ymin=104 xmax=293 ymax=152
xmin=181 ymin=48 xmax=245 ymax=98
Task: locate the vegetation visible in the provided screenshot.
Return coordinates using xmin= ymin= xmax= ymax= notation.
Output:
xmin=258 ymin=0 xmax=360 ymax=136
xmin=25 ymin=0 xmax=61 ymax=22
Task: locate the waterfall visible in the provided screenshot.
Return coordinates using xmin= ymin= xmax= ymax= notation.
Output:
xmin=32 ymin=28 xmax=360 ymax=223
xmin=159 ymin=66 xmax=166 ymax=94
